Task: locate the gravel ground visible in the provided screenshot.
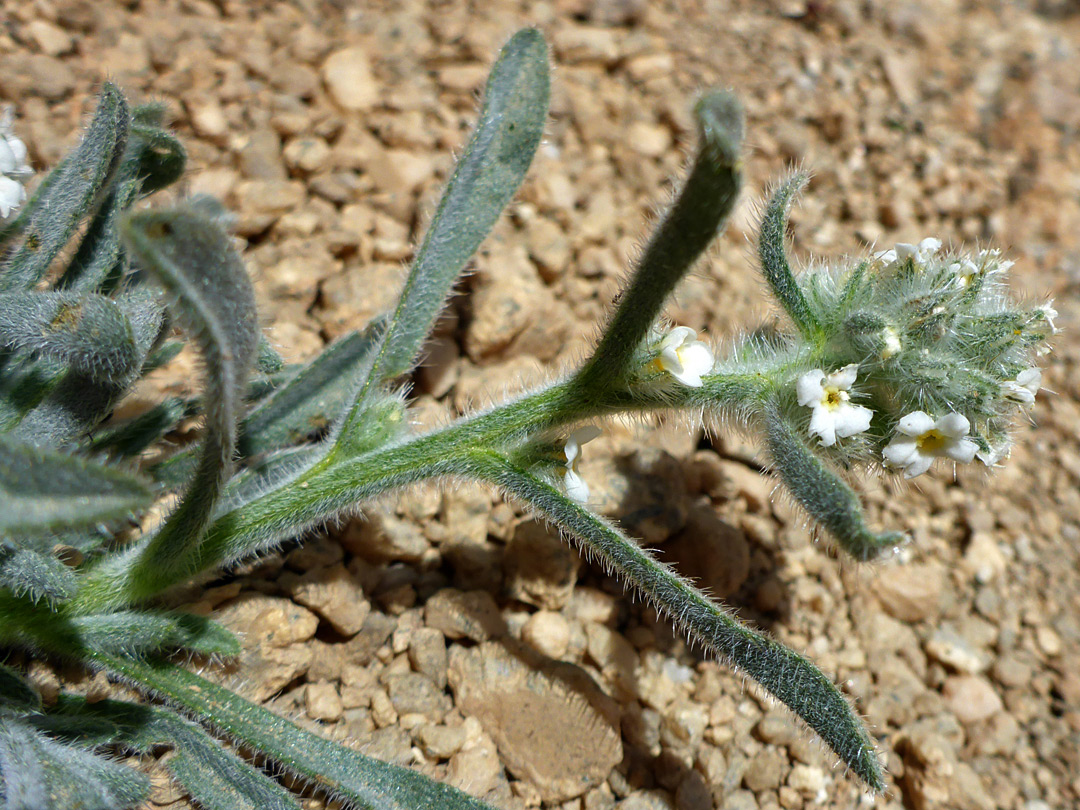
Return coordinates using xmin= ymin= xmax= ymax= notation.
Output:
xmin=3 ymin=1 xmax=1079 ymax=809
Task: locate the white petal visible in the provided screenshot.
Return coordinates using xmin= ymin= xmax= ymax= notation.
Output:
xmin=944 ymin=437 xmax=978 ymax=465
xmin=977 ymin=442 xmax=1010 ymax=466
xmin=833 ymin=403 xmax=873 ymax=439
xmin=883 ymin=438 xmax=919 ymax=467
xmin=563 ymin=469 xmax=590 ymax=503
xmin=903 ymin=454 xmax=935 ymax=478
xmin=894 ymin=243 xmax=918 ymax=261
xmin=0 ymin=138 xmax=15 ymax=175
xmin=827 ymin=363 xmax=859 ymax=390
xmin=1016 ymin=367 xmax=1042 ymax=394
xmin=6 ymin=136 xmax=27 ymax=169
xmin=0 ymin=176 xmax=25 ymax=219
xmin=809 ymin=406 xmax=837 ymax=447
xmin=918 ymin=237 xmax=942 ymax=255
xmin=935 ymin=412 xmax=970 ymax=439
xmin=674 ymin=342 xmax=713 ymax=387
xmin=896 ymin=411 xmax=934 ymax=436
xmin=874 ymin=249 xmax=897 ymax=264
xmin=796 ymin=370 xmax=825 ymax=407
xmin=1003 ymin=380 xmax=1035 ymax=405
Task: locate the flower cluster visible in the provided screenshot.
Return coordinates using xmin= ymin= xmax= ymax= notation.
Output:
xmin=788 ymin=238 xmax=1050 ymax=478
xmin=0 ymin=107 xmax=31 ymax=219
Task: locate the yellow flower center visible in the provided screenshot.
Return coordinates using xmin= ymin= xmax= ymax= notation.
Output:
xmin=821 ymin=386 xmax=848 ymax=410
xmin=916 ymin=429 xmax=947 ymax=453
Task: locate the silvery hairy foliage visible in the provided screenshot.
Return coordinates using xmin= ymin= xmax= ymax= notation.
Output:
xmin=0 ymin=28 xmax=1053 ymax=808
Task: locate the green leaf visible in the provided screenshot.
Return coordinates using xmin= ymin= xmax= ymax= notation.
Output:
xmin=87 ymin=396 xmax=196 ymax=457
xmin=576 ymin=90 xmax=744 ymax=394
xmin=763 ymin=401 xmax=906 ymax=562
xmin=0 ymin=546 xmax=77 ymax=603
xmin=757 ymin=172 xmax=822 ymax=339
xmin=57 ymin=178 xmax=141 ymax=293
xmin=0 ymin=83 xmax=130 ymax=292
xmin=119 ymin=205 xmax=259 ymax=594
xmin=124 ymin=122 xmax=186 ymax=195
xmin=0 ymin=716 xmax=148 ymax=810
xmin=336 ymin=28 xmax=549 ymax=453
xmin=97 ymin=654 xmax=499 ymax=810
xmin=0 ymin=436 xmax=152 ymax=535
xmin=466 ymin=450 xmax=886 ymax=793
xmin=0 ymin=665 xmax=40 ymax=714
xmin=0 ymin=292 xmax=139 ymax=382
xmin=11 ymin=286 xmax=165 ymax=446
xmin=240 ymin=323 xmax=384 ymax=459
xmin=42 ymin=697 xmax=300 ymax=810
xmin=70 ymin=610 xmax=240 ymax=657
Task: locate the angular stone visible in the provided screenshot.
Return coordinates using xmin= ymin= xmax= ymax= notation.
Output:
xmin=871 ymin=563 xmax=945 ymax=622
xmin=942 ymin=676 xmax=1003 ymax=724
xmin=661 ymin=504 xmax=750 ymax=598
xmin=322 ymin=46 xmax=379 ymax=110
xmin=282 ymin=563 xmax=371 ymax=637
xmin=424 ymin=588 xmax=507 ymax=642
xmin=504 ymin=519 xmax=581 ymax=610
xmin=448 ymin=638 xmax=622 ymax=802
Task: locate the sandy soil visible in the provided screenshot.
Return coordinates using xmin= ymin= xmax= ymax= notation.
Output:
xmin=2 ymin=1 xmax=1078 ymax=808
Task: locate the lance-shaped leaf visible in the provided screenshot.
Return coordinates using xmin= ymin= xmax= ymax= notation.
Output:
xmin=57 ymin=178 xmax=141 ymax=293
xmin=336 ymin=28 xmax=548 ymax=453
xmin=0 ymin=596 xmax=238 ymax=659
xmin=0 ymin=665 xmax=40 ymax=714
xmin=240 ymin=322 xmax=384 ymax=458
xmin=576 ymin=90 xmax=744 ymax=394
xmin=0 ymin=354 xmax=65 ymax=432
xmin=0 ymin=716 xmax=148 ymax=810
xmin=120 ymin=205 xmax=259 ymax=594
xmin=757 ymin=172 xmax=822 ymax=339
xmin=12 ymin=286 xmax=165 ymax=446
xmin=763 ymin=401 xmax=905 ymax=562
xmin=0 ymin=436 xmax=152 ymax=535
xmin=39 ymin=697 xmax=299 ymax=810
xmin=465 ymin=450 xmax=885 ymax=792
xmin=0 ymin=83 xmax=130 ymax=292
xmin=96 ymin=653 xmax=501 ymax=810
xmin=0 ymin=292 xmax=138 ymax=382
xmin=124 ymin=118 xmax=186 ymax=195
xmin=0 ymin=546 xmax=76 ymax=603
xmin=88 ymin=396 xmax=196 ymax=458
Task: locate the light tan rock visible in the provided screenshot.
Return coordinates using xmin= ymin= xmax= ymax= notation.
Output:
xmin=306 ymin=681 xmax=343 ymax=722
xmin=871 ymin=562 xmax=945 ymax=623
xmin=282 ymin=563 xmax=371 ymax=637
xmin=322 ymin=46 xmax=379 ymax=110
xmin=448 ymin=638 xmax=622 ymax=802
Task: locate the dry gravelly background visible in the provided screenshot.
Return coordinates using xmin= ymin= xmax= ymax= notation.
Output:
xmin=3 ymin=0 xmax=1080 ymax=809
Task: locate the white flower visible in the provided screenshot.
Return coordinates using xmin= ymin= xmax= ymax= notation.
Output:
xmin=1035 ymin=302 xmax=1060 ymax=335
xmin=977 ymin=440 xmax=1011 ymax=467
xmin=652 ymin=326 xmax=714 ymax=388
xmin=561 ymin=425 xmax=601 ymax=503
xmin=881 ymin=326 xmax=902 ymax=360
xmin=0 ymin=106 xmax=31 ymax=221
xmin=796 ymin=364 xmax=874 ymax=447
xmin=1002 ymin=368 xmax=1042 ymax=405
xmin=883 ymin=411 xmax=978 ymax=478
xmin=0 ymin=176 xmax=25 ymax=219
xmin=874 ymin=237 xmax=942 ymax=267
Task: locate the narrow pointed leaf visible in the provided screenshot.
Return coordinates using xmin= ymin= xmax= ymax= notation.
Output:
xmin=12 ymin=287 xmax=165 ymax=446
xmin=0 ymin=547 xmax=76 ymax=603
xmin=0 ymin=84 xmax=130 ymax=292
xmin=0 ymin=665 xmax=40 ymax=713
xmin=758 ymin=172 xmax=821 ymax=338
xmin=763 ymin=401 xmax=905 ymax=561
xmin=336 ymin=28 xmax=549 ymax=452
xmin=0 ymin=436 xmax=152 ymax=534
xmin=58 ymin=178 xmax=141 ymax=293
xmin=120 ymin=205 xmax=259 ymax=593
xmin=466 ymin=450 xmax=885 ymax=792
xmin=124 ymin=123 xmax=186 ymax=195
xmin=0 ymin=717 xmax=148 ymax=810
xmin=0 ymin=292 xmax=138 ymax=381
xmin=96 ymin=653 xmax=499 ymax=810
xmin=577 ymin=90 xmax=743 ymax=393
xmin=88 ymin=396 xmax=196 ymax=457
xmin=42 ymin=696 xmax=300 ymax=810
xmin=241 ymin=324 xmax=384 ymax=458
